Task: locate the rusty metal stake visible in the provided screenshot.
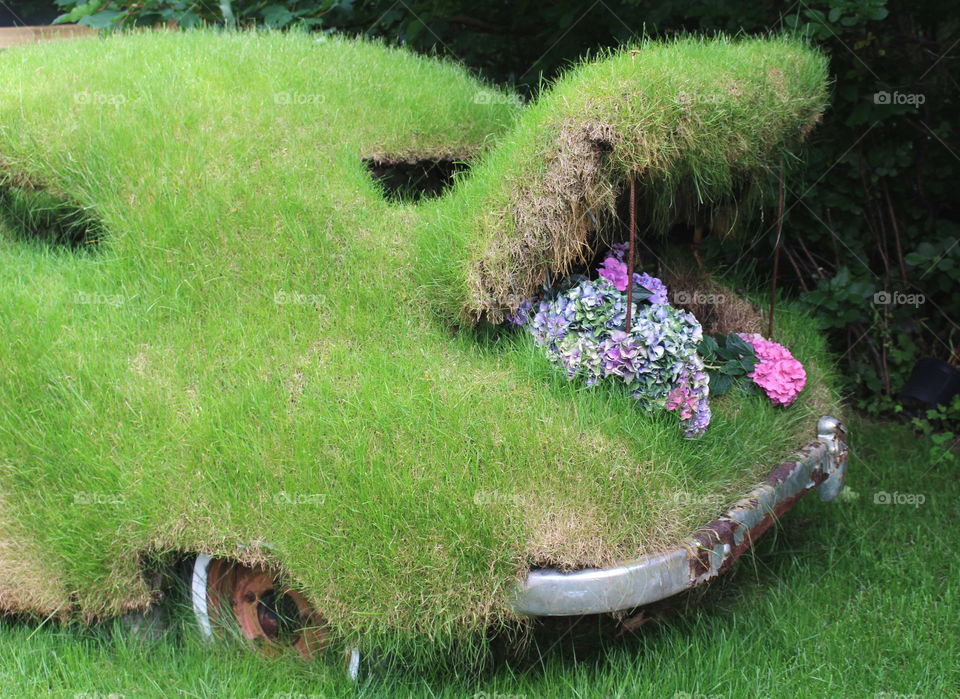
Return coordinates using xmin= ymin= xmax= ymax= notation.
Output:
xmin=767 ymin=167 xmax=784 ymax=339
xmin=626 ymin=173 xmax=636 ymax=332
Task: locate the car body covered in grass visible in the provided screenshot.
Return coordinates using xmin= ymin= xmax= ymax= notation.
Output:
xmin=0 ymin=31 xmax=839 ymax=666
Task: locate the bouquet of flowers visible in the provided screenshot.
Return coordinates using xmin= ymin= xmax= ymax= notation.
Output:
xmin=510 ymin=247 xmax=809 ymax=437
xmin=512 ymin=253 xmax=711 ymax=437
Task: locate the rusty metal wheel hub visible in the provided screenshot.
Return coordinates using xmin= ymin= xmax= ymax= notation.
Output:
xmin=203 ymin=558 xmax=326 ymax=659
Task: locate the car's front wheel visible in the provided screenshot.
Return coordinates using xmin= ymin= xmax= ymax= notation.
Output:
xmin=190 ymin=555 xmax=327 ymax=659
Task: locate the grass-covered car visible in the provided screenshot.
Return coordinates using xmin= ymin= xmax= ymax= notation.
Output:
xmin=0 ymin=30 xmax=845 ymax=670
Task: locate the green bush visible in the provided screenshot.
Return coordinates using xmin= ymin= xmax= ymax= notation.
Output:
xmin=53 ymin=0 xmax=354 ymax=29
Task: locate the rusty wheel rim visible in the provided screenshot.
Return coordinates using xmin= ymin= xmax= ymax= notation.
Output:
xmin=205 ymin=559 xmax=326 ymax=659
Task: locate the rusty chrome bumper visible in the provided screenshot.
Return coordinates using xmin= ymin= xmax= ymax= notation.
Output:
xmin=512 ymin=416 xmax=848 ymax=616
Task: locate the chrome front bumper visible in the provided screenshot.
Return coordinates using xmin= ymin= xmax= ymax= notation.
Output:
xmin=512 ymin=416 xmax=848 ymax=616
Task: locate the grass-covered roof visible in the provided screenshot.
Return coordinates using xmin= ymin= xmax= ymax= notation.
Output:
xmin=434 ymin=36 xmax=828 ymax=323
xmin=0 ymin=31 xmax=835 ymax=665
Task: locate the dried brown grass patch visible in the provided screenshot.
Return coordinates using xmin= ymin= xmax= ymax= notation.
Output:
xmin=467 ymin=121 xmax=621 ymax=323
xmin=0 ymin=494 xmax=71 ymax=618
xmin=662 ymin=266 xmax=765 ymax=335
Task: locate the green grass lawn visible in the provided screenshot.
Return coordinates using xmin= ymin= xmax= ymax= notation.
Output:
xmin=0 ymin=30 xmax=838 ymax=667
xmin=2 ymin=418 xmax=956 ymax=697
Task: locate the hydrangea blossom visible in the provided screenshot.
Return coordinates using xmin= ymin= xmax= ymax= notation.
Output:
xmin=524 ymin=262 xmax=711 ymax=436
xmin=530 ymin=294 xmax=574 ymax=345
xmin=570 ymin=278 xmax=626 ymax=328
xmin=508 ymin=298 xmax=534 ymax=326
xmin=738 ymin=333 xmax=807 ymax=406
xmin=610 ymin=242 xmax=630 ymax=261
xmin=598 ymin=257 xmax=670 ymax=305
xmin=634 ymin=272 xmax=669 ymax=305
xmin=665 ymin=361 xmax=711 ymax=436
xmin=556 ymin=332 xmax=604 ymax=385
xmin=597 ymin=257 xmax=629 ymax=291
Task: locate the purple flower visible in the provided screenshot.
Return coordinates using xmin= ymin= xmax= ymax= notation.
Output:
xmin=688 ymin=399 xmax=712 ymax=437
xmin=665 ymin=363 xmax=711 ymax=436
xmin=522 ymin=267 xmax=711 ymax=437
xmin=598 ymin=257 xmax=629 ymax=291
xmin=508 ymin=298 xmax=534 ymax=326
xmin=634 ymin=273 xmax=669 ymax=305
xmin=570 ymin=278 xmax=623 ymax=329
xmin=610 ymin=242 xmax=630 ymax=261
xmin=531 ymin=296 xmax=575 ymax=346
xmin=600 ymin=330 xmax=646 ymax=382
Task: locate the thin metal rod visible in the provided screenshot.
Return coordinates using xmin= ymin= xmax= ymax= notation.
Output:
xmin=626 ymin=173 xmax=636 ymax=332
xmin=768 ymin=167 xmax=784 ymax=339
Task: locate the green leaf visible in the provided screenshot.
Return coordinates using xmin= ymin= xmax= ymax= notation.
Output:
xmin=261 ymin=4 xmax=295 ymax=28
xmin=720 ymin=360 xmax=743 ymax=376
xmin=177 ymin=10 xmax=200 ymax=28
xmin=632 ymin=287 xmax=653 ymax=303
xmin=709 ymin=371 xmax=733 ymax=396
xmin=698 ymin=334 xmax=719 ymax=358
xmin=57 ymin=0 xmax=103 ymax=24
xmin=78 ymin=9 xmax=122 ymax=28
xmin=725 ymin=333 xmax=755 ymax=358
xmin=916 ymin=242 xmax=937 ymax=257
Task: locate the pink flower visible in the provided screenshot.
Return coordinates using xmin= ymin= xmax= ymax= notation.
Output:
xmin=738 ymin=333 xmax=807 ymax=406
xmin=597 ymin=257 xmax=629 ymax=291
xmin=666 ymin=384 xmax=698 ymax=419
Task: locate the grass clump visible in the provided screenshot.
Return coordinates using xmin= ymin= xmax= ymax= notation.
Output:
xmin=0 ymin=30 xmax=837 ymax=667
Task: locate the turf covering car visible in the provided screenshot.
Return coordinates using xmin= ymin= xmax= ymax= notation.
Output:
xmin=0 ymin=31 xmax=836 ymax=665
